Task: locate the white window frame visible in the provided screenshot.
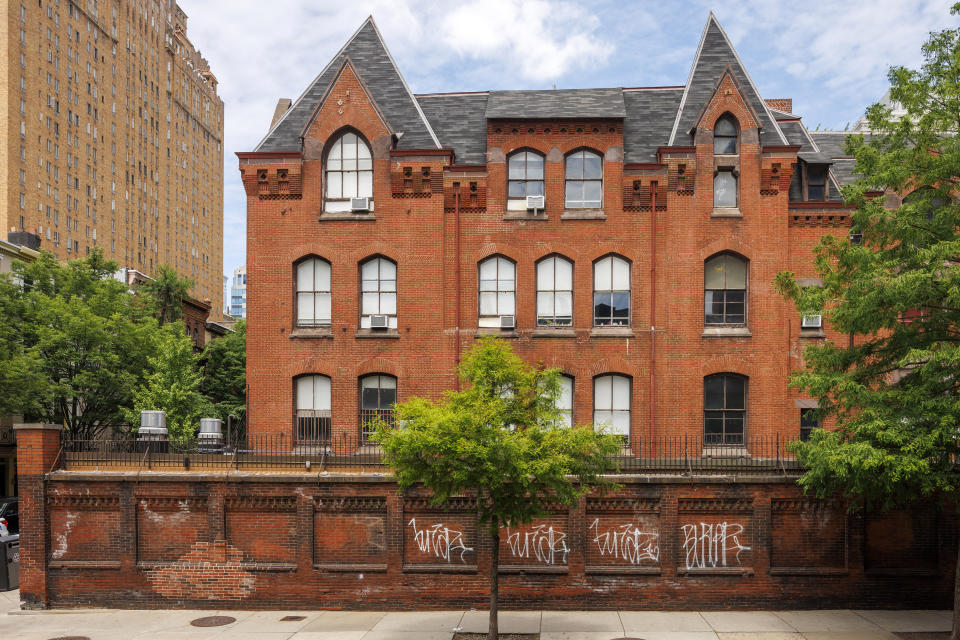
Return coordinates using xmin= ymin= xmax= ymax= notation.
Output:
xmin=325 ymin=131 xmax=373 ymax=213
xmin=360 ymin=257 xmax=397 ymax=329
xmin=478 ymin=256 xmax=516 ymax=328
xmin=536 ymin=255 xmax=573 ymax=327
xmin=593 ymin=374 xmax=631 ymax=439
xmin=296 ymin=257 xmax=331 ymax=328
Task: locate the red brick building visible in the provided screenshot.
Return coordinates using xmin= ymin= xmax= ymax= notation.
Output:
xmin=240 ymin=14 xmax=854 ymax=449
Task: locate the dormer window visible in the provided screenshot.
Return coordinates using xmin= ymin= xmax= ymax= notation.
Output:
xmin=807 ymin=164 xmax=827 ymax=200
xmin=714 ymin=114 xmax=738 ymax=154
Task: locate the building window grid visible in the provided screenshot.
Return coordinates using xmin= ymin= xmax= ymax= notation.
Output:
xmin=478 ymin=256 xmax=516 ymax=328
xmin=296 ymin=257 xmax=331 ymax=327
xmin=507 ymin=151 xmax=544 ymax=199
xmin=593 ymin=256 xmax=631 ymax=326
xmin=295 ymin=375 xmax=331 ymax=443
xmin=536 ymin=255 xmax=573 ymax=327
xmin=704 ymin=373 xmax=747 ymax=445
xmin=325 ymin=131 xmax=372 ymax=201
xmin=360 ymin=257 xmax=397 ymax=329
xmin=565 ymin=149 xmax=603 ymax=208
xmin=704 ymin=254 xmax=747 ymax=325
xmin=593 ymin=374 xmax=630 ymax=441
xmin=359 ymin=374 xmax=396 ymax=442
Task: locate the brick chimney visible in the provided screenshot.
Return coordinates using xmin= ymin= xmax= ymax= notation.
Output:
xmin=765 ymin=98 xmax=793 ymax=114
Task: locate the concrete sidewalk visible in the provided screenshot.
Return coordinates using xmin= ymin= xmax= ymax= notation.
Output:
xmin=0 ymin=590 xmax=952 ymax=640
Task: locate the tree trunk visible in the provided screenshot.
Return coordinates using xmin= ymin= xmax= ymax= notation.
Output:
xmin=953 ymin=535 xmax=960 ymax=640
xmin=489 ymin=517 xmax=499 ymax=640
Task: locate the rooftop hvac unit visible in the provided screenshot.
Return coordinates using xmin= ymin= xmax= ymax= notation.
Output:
xmin=370 ymin=314 xmax=389 ymax=329
xmin=801 ymin=314 xmax=823 ymax=329
xmin=351 ymin=197 xmax=371 ymax=212
xmin=525 ymin=195 xmax=545 ymax=211
xmin=499 ymin=315 xmax=516 ymax=329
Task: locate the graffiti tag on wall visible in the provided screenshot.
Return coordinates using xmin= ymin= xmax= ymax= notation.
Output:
xmin=680 ymin=521 xmax=751 ymax=569
xmin=504 ymin=524 xmax=569 ymax=565
xmin=589 ymin=518 xmax=660 ymax=565
xmin=408 ymin=518 xmax=474 ymax=563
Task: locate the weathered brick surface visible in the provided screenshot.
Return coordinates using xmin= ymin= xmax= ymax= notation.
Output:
xmin=17 ymin=472 xmax=956 ymax=610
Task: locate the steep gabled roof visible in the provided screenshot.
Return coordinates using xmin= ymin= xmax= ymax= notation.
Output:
xmin=255 ymin=17 xmax=440 ymax=152
xmin=668 ymin=13 xmax=787 ymax=147
xmin=485 ymin=89 xmax=626 ymax=119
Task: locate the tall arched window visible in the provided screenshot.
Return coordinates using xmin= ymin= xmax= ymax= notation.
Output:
xmin=295 ymin=375 xmax=331 ymax=443
xmin=507 ymin=150 xmax=544 ymax=204
xmin=325 ymin=130 xmax=372 ymax=209
xmin=593 ymin=255 xmax=631 ymax=326
xmin=478 ymin=256 xmax=515 ymax=328
xmin=360 ymin=257 xmax=397 ymax=329
xmin=704 ymin=253 xmax=747 ymax=325
xmin=359 ymin=374 xmax=396 ymax=442
xmin=713 ymin=114 xmax=739 ymax=154
xmin=594 ymin=374 xmax=630 ymax=439
xmin=565 ymin=149 xmax=603 ymax=208
xmin=704 ymin=373 xmax=747 ymax=445
xmin=295 ymin=257 xmax=331 ymax=327
xmin=536 ymin=255 xmax=573 ymax=326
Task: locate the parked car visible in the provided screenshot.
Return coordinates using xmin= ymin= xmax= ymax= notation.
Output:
xmin=0 ymin=497 xmax=17 ymax=535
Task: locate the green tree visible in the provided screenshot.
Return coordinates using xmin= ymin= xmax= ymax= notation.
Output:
xmin=127 ymin=322 xmax=213 ymax=446
xmin=200 ymin=319 xmax=246 ymax=423
xmin=374 ymin=338 xmax=620 ymax=640
xmin=775 ymin=6 xmax=960 ymax=634
xmin=139 ymin=264 xmax=194 ymax=325
xmin=0 ymin=249 xmax=159 ymax=439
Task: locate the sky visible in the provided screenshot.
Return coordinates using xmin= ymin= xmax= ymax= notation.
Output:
xmin=178 ymin=0 xmax=958 ymax=281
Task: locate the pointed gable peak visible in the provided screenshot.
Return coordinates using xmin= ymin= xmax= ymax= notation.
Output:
xmin=255 ymin=16 xmax=440 ymax=152
xmin=668 ymin=13 xmax=786 ymax=147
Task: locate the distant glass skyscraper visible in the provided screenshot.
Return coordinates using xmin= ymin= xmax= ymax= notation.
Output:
xmin=230 ymin=265 xmax=247 ymax=318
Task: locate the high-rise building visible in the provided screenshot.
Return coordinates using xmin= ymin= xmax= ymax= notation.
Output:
xmin=229 ymin=263 xmax=245 ymax=318
xmin=0 ymin=0 xmax=224 ymax=314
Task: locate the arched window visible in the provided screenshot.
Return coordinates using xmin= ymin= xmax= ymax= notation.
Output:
xmin=478 ymin=256 xmax=515 ymax=328
xmin=295 ymin=257 xmax=331 ymax=327
xmin=295 ymin=375 xmax=331 ymax=443
xmin=714 ymin=114 xmax=738 ymax=154
xmin=325 ymin=130 xmax=372 ymax=207
xmin=360 ymin=257 xmax=397 ymax=329
xmin=536 ymin=255 xmax=573 ymax=326
xmin=558 ymin=374 xmax=574 ymax=428
xmin=565 ymin=149 xmax=603 ymax=208
xmin=594 ymin=374 xmax=630 ymax=439
xmin=704 ymin=373 xmax=747 ymax=445
xmin=359 ymin=374 xmax=396 ymax=442
xmin=593 ymin=255 xmax=630 ymax=326
xmin=507 ymin=150 xmax=544 ymax=202
xmin=704 ymin=253 xmax=747 ymax=325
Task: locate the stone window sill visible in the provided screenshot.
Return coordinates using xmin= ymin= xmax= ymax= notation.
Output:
xmin=355 ymin=328 xmax=400 ymax=339
xmin=711 ymin=208 xmax=742 ymax=218
xmin=561 ymin=209 xmax=605 ymax=220
xmin=289 ymin=327 xmax=333 ymax=339
xmin=701 ymin=326 xmax=752 ymax=337
xmin=799 ymin=329 xmax=826 ymax=339
xmin=475 ymin=328 xmax=518 ymax=338
xmin=532 ymin=328 xmax=576 ymax=338
xmin=590 ymin=326 xmax=635 ymax=338
xmin=319 ymin=212 xmax=376 ymax=221
xmin=503 ymin=211 xmax=548 ymax=221
xmin=701 ymin=445 xmax=750 ymax=458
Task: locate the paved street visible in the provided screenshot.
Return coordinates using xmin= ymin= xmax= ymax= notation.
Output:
xmin=0 ymin=590 xmax=951 ymax=639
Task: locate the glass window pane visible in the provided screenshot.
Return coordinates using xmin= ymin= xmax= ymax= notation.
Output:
xmin=314 ymin=260 xmax=330 ymax=291
xmin=565 ymin=180 xmax=582 ymax=207
xmin=555 ymin=291 xmax=572 ymax=317
xmin=725 ymin=416 xmax=744 ymax=438
xmin=357 ymin=170 xmax=372 ymax=198
xmin=725 ymin=257 xmax=747 ymax=288
xmin=566 ymin=153 xmax=583 ymax=179
xmin=715 ymin=117 xmax=736 ymax=136
xmin=342 ymin=156 xmax=357 ymax=172
xmin=508 ymin=155 xmax=525 ymax=180
xmin=704 ymin=412 xmax=723 ymax=435
xmin=595 ymin=410 xmax=612 ymax=429
xmin=361 ymin=386 xmax=379 ymax=409
xmin=714 ymin=136 xmax=737 ymax=155
xmin=611 ymin=410 xmax=630 ymax=435
xmin=498 ymin=291 xmax=515 ymax=315
xmin=715 ymin=171 xmax=737 ymax=207
xmin=296 ymin=376 xmax=314 ymax=410
xmin=704 ymin=376 xmax=723 ymax=409
xmin=297 ymin=292 xmax=314 ymax=323
xmin=538 ymin=259 xmax=554 ymax=290
xmin=341 ymin=133 xmax=356 ymax=158
xmin=357 ymin=139 xmax=371 ymax=159
xmin=479 ymin=258 xmax=497 ymax=282
xmin=583 ymin=153 xmax=602 ymax=178
xmin=537 ymin=291 xmax=553 ymax=318
xmin=725 ymin=376 xmax=746 ymax=409
xmin=594 ymin=258 xmax=611 ymax=291
xmin=316 ymin=292 xmax=331 ymax=323
xmin=297 ymin=260 xmax=314 ymax=292
xmin=611 ymin=258 xmax=629 ymax=290
xmin=362 ymin=292 xmax=379 ymax=314
xmin=508 ymin=181 xmax=525 ymax=198
xmin=612 ymin=376 xmax=630 ymax=410
xmin=611 ymin=292 xmax=630 ymax=321
xmin=498 ymin=258 xmax=514 ymax=281
xmin=555 ymin=259 xmax=572 ymax=289
xmin=380 ymin=375 xmax=397 ymax=390
xmin=316 ymin=376 xmax=331 ymax=410
xmin=705 ymin=257 xmax=725 ymax=289
xmin=594 ymin=293 xmax=611 ymax=324
xmin=527 ymin=154 xmax=543 ymax=179
xmin=327 ymin=172 xmax=342 ymax=198
xmin=559 ymin=376 xmax=573 ymax=410
xmin=380 ymin=260 xmax=396 ymax=280
xmin=361 ymin=259 xmax=379 ymax=281
xmin=479 ymin=292 xmax=497 ymax=315
xmin=380 ymin=292 xmax=396 ymax=315
xmin=583 ymin=180 xmax=603 ymax=207
xmin=343 ymin=171 xmax=358 ymax=197
xmin=594 ymin=376 xmax=611 ymax=409
xmin=527 ymin=180 xmax=544 ymax=196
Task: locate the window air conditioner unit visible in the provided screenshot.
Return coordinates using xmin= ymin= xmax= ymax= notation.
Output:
xmin=525 ymin=195 xmax=545 ymax=211
xmin=369 ymin=314 xmax=389 ymax=329
xmin=499 ymin=315 xmax=516 ymax=329
xmin=801 ymin=314 xmax=823 ymax=329
xmin=351 ymin=197 xmax=371 ymax=212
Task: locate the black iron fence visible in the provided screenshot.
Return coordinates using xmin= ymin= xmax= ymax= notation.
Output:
xmin=59 ymin=433 xmax=804 ymax=475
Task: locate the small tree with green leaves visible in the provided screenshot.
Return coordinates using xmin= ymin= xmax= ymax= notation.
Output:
xmin=776 ymin=5 xmax=960 ymax=634
xmin=200 ymin=319 xmax=246 ymax=425
xmin=139 ymin=264 xmax=194 ymax=325
xmin=375 ymin=338 xmax=620 ymax=640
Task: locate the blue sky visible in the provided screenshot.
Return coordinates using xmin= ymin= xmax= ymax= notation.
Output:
xmin=179 ymin=0 xmax=957 ymax=281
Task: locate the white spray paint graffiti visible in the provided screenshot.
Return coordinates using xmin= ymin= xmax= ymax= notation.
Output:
xmin=680 ymin=522 xmax=751 ymax=569
xmin=589 ymin=519 xmax=659 ymax=565
xmin=51 ymin=512 xmax=78 ymax=560
xmin=504 ymin=524 xmax=569 ymax=565
xmin=408 ymin=518 xmax=474 ymax=563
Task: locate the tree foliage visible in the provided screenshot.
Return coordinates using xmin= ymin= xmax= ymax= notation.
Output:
xmin=139 ymin=264 xmax=194 ymax=325
xmin=375 ymin=338 xmax=620 ymax=640
xmin=775 ymin=6 xmax=960 ymax=509
xmin=200 ymin=319 xmax=246 ymax=423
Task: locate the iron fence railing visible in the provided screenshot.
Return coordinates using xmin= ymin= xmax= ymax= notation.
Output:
xmin=59 ymin=434 xmax=804 ymax=475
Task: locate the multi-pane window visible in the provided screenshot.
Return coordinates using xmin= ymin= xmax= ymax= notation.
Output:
xmin=713 ymin=114 xmax=738 ymax=154
xmin=704 ymin=254 xmax=747 ymax=325
xmin=359 ymin=374 xmax=396 ymax=442
xmin=800 ymin=409 xmax=820 ymax=441
xmin=478 ymin=256 xmax=516 ymax=328
xmin=325 ymin=131 xmax=372 ymax=201
xmin=594 ymin=374 xmax=630 ymax=439
xmin=714 ymin=169 xmax=738 ymax=207
xmin=507 ymin=151 xmax=544 ymax=200
xmin=536 ymin=255 xmax=573 ymax=326
xmin=594 ymin=256 xmax=630 ymax=326
xmin=295 ymin=257 xmax=331 ymax=327
xmin=295 ymin=375 xmax=331 ymax=443
xmin=565 ymin=150 xmax=602 ymax=208
xmin=360 ymin=257 xmax=397 ymax=329
xmin=557 ymin=375 xmax=574 ymax=428
xmin=704 ymin=373 xmax=747 ymax=445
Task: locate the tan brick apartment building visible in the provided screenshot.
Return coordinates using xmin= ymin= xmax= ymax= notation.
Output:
xmin=242 ymin=15 xmax=855 ymax=448
xmin=0 ymin=0 xmax=224 ymax=312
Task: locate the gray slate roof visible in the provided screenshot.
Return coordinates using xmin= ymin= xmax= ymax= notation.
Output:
xmin=623 ymin=88 xmax=684 ymax=163
xmin=669 ymin=15 xmax=786 ymax=147
xmin=808 ymin=131 xmax=852 ymax=158
xmin=416 ymin=94 xmax=489 ymax=165
xmin=485 ymin=89 xmax=626 ymax=119
xmin=255 ymin=19 xmax=438 ymax=152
